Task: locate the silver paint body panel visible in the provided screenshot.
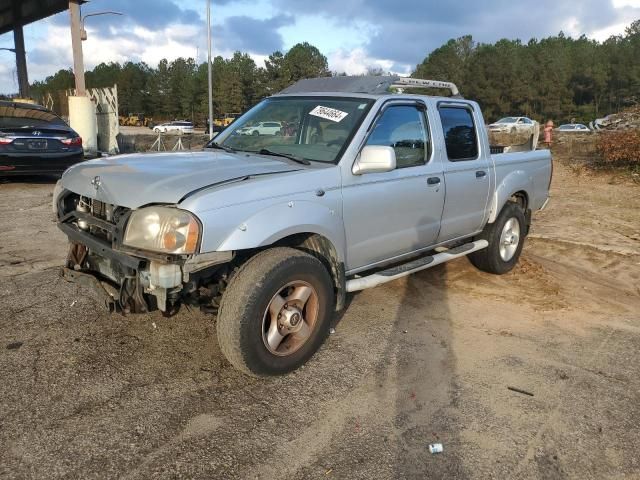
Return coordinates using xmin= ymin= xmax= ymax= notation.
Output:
xmin=59 ymin=92 xmax=552 ymax=273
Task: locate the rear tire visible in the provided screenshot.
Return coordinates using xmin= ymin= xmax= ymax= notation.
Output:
xmin=468 ymin=202 xmax=526 ymax=274
xmin=216 ymin=247 xmax=334 ymax=376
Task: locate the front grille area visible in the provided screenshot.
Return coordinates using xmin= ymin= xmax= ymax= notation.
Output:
xmin=59 ymin=192 xmax=130 ymax=245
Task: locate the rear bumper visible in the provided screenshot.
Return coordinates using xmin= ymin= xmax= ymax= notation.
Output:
xmin=0 ymin=151 xmax=84 ymax=175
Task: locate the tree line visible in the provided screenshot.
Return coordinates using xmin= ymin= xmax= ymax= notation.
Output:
xmin=415 ymin=21 xmax=640 ymax=122
xmin=28 ymin=42 xmax=330 ymax=125
xmin=27 ymin=21 xmax=640 ymax=124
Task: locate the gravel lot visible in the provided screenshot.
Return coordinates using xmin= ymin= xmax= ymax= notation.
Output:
xmin=1 ymin=161 xmax=639 ymax=479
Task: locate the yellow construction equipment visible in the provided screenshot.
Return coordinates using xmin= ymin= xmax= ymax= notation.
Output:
xmin=119 ymin=113 xmax=152 ymax=127
xmin=213 ymin=113 xmax=240 ymax=127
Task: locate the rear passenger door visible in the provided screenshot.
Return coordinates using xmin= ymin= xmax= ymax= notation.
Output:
xmin=436 ymin=104 xmax=491 ymax=242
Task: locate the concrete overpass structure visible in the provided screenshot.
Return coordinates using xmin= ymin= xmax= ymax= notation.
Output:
xmin=0 ymin=0 xmax=85 ymax=98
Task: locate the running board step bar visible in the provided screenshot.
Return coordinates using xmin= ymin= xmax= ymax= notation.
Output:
xmin=345 ymin=240 xmax=489 ymax=293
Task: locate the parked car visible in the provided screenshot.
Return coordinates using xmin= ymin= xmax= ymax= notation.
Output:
xmin=488 ymin=116 xmax=537 ymax=134
xmin=54 ymin=76 xmax=551 ymax=377
xmin=0 ymin=101 xmax=83 ymax=176
xmin=557 ymin=123 xmax=590 ymax=132
xmin=236 ymin=121 xmax=282 ymax=136
xmin=153 ymin=121 xmax=194 ymax=134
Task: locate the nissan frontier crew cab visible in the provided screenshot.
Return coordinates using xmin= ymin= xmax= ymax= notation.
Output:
xmin=54 ymin=76 xmax=552 ymax=376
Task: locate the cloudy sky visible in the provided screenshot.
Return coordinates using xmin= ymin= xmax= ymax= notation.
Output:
xmin=0 ymin=0 xmax=639 ymax=94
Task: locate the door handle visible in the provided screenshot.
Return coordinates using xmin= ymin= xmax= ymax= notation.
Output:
xmin=427 ymin=177 xmax=441 ymax=185
xmin=476 ymin=170 xmax=487 ymax=178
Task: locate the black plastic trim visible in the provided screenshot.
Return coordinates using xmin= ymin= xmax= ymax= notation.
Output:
xmin=58 ymin=222 xmax=142 ymax=270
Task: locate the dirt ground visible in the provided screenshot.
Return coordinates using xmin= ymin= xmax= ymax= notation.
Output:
xmin=1 ymin=158 xmax=639 ymax=479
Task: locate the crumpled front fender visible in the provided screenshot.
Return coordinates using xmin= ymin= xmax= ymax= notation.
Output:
xmin=198 ymin=199 xmax=346 ymax=262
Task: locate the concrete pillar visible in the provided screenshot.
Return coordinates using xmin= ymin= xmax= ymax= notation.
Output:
xmin=69 ymin=1 xmax=86 ymax=96
xmin=69 ymin=96 xmax=97 ymax=155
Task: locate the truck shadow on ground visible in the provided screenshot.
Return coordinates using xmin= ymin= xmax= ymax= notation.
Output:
xmin=385 ymin=264 xmax=466 ymax=478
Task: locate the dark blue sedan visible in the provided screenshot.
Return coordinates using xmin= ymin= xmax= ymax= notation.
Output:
xmin=0 ymin=101 xmax=84 ymax=176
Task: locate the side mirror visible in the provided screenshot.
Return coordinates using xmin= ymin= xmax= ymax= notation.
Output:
xmin=352 ymin=145 xmax=396 ymax=175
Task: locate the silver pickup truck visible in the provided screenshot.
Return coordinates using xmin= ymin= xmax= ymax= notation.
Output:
xmin=54 ymin=76 xmax=552 ymax=376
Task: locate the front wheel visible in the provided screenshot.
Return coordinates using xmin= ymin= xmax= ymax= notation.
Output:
xmin=216 ymin=247 xmax=335 ymax=376
xmin=468 ymin=202 xmax=526 ymax=274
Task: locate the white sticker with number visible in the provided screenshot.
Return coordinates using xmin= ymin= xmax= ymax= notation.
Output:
xmin=309 ymin=105 xmax=349 ymax=123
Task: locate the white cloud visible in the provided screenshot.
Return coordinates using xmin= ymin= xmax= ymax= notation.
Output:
xmin=590 ymin=21 xmax=633 ymax=40
xmin=612 ymin=0 xmax=640 ymax=7
xmin=328 ymin=48 xmax=399 ymax=75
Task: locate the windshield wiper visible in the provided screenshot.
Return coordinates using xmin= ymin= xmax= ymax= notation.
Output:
xmin=257 ymin=148 xmax=311 ymax=165
xmin=207 ymin=141 xmax=236 ymax=153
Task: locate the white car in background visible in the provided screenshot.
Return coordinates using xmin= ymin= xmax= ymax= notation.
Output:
xmin=237 ymin=121 xmax=282 ymax=136
xmin=488 ymin=116 xmax=537 ymax=134
xmin=153 ymin=121 xmax=194 ymax=134
xmin=557 ymin=123 xmax=591 ymax=133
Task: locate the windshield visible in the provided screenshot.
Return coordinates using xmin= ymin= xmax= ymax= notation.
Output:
xmin=496 ymin=117 xmax=517 ymax=123
xmin=210 ymin=96 xmax=374 ymax=163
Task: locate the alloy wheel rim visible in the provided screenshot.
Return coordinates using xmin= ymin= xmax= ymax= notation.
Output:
xmin=262 ymin=281 xmax=319 ymax=356
xmin=499 ymin=217 xmax=521 ymax=261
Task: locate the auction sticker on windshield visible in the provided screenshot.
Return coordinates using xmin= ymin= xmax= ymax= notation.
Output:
xmin=309 ymin=106 xmax=349 ymax=122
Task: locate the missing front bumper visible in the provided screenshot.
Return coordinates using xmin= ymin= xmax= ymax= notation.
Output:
xmin=60 ymin=267 xmax=120 ymax=313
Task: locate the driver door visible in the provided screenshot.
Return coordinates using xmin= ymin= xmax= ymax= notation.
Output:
xmin=342 ymin=103 xmax=445 ymax=272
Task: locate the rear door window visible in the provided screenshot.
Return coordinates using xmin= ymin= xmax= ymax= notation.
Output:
xmin=438 ymin=106 xmax=478 ymax=161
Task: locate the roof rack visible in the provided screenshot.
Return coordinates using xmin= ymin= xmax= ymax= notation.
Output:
xmin=390 ymin=77 xmax=461 ymax=97
xmin=278 ymin=75 xmax=462 ymax=98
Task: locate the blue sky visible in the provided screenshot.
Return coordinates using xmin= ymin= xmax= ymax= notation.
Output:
xmin=0 ymin=0 xmax=639 ymax=94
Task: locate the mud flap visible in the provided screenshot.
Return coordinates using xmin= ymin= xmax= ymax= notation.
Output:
xmin=524 ymin=209 xmax=532 ymax=236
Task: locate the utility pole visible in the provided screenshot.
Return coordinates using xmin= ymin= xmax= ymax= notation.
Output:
xmin=207 ymin=0 xmax=214 ymax=140
xmin=69 ymin=0 xmax=86 ymax=96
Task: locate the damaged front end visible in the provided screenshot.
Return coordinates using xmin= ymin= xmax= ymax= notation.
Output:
xmin=56 ymin=189 xmax=232 ymax=315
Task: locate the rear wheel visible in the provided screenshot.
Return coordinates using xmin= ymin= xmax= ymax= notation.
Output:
xmin=468 ymin=202 xmax=526 ymax=274
xmin=216 ymin=247 xmax=334 ymax=376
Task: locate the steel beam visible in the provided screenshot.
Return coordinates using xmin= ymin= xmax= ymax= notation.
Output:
xmin=13 ymin=23 xmax=29 ymax=98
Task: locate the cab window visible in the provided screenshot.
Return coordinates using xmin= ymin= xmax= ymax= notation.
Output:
xmin=366 ymin=105 xmax=429 ymax=168
xmin=438 ymin=106 xmax=478 ymax=161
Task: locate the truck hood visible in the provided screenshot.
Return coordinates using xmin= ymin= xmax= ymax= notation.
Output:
xmin=61 ymin=150 xmax=301 ymax=208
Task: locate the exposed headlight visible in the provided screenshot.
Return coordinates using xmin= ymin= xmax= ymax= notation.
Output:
xmin=123 ymin=206 xmax=200 ymax=254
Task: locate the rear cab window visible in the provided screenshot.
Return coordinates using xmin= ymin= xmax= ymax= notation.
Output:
xmin=438 ymin=105 xmax=478 ymax=161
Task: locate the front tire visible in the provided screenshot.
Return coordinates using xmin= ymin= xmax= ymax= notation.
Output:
xmin=468 ymin=202 xmax=526 ymax=274
xmin=216 ymin=247 xmax=335 ymax=376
